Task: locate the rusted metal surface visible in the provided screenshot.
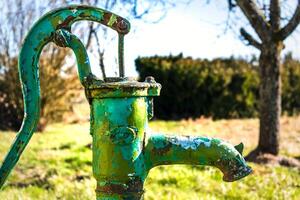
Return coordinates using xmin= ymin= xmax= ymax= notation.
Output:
xmin=0 ymin=5 xmax=252 ymax=200
xmin=0 ymin=5 xmax=130 ymax=189
xmin=53 ymin=29 xmax=92 ymax=84
xmin=89 ymin=78 xmax=161 ymax=199
xmin=87 ymin=77 xmax=251 ymax=199
xmin=145 ymin=134 xmax=252 ymax=182
xmin=118 ymin=34 xmax=125 ymax=77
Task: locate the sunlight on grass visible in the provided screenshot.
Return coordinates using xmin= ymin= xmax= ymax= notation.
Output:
xmin=0 ymin=117 xmax=299 ymax=200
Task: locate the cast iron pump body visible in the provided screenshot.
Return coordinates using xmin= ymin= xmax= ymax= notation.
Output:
xmin=0 ymin=5 xmax=252 ymax=199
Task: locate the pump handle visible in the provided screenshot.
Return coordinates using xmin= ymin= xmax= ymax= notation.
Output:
xmin=0 ymin=5 xmax=130 ymax=188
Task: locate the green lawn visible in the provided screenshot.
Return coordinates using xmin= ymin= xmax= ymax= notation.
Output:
xmin=0 ymin=117 xmax=299 ymax=200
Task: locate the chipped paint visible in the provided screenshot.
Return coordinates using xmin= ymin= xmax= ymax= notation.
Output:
xmin=108 ymin=14 xmax=117 ymax=27
xmin=0 ymin=5 xmax=130 ymax=190
xmin=169 ymin=136 xmax=212 ymax=149
xmin=0 ymin=5 xmax=252 ymax=200
xmin=71 ymin=8 xmax=78 ymax=14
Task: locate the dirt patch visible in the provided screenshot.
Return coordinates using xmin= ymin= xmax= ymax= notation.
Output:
xmin=85 ymin=143 xmax=92 ymax=149
xmin=246 ymin=150 xmax=300 ymax=169
xmin=152 ymin=116 xmax=300 ymax=156
xmin=72 ymin=174 xmax=90 ymax=182
xmin=8 ymin=168 xmax=57 ymax=190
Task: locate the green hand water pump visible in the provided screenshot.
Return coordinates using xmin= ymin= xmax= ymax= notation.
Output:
xmin=0 ymin=5 xmax=252 ymax=199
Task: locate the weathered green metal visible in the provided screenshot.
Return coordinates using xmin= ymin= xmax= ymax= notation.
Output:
xmin=86 ymin=77 xmax=252 ymax=199
xmin=0 ymin=5 xmax=130 ymax=188
xmin=53 ymin=29 xmax=92 ymax=84
xmin=0 ymin=5 xmax=252 ymax=199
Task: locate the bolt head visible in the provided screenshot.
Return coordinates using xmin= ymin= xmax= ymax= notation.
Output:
xmin=110 ymin=126 xmax=137 ymax=145
xmin=145 ymin=76 xmax=156 ymax=83
xmin=117 ymin=20 xmax=129 ymax=34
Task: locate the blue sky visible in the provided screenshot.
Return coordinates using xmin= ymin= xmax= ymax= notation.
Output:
xmin=2 ymin=0 xmax=300 ymax=77
xmin=87 ymin=1 xmax=300 ymax=77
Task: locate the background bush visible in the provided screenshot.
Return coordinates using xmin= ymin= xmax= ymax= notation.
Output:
xmin=136 ymin=53 xmax=300 ymax=120
xmin=0 ymin=46 xmax=80 ymax=131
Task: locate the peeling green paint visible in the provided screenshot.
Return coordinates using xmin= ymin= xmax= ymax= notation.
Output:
xmin=0 ymin=5 xmax=130 ymax=189
xmin=108 ymin=14 xmax=118 ymax=27
xmin=87 ymin=77 xmax=251 ymax=199
xmin=0 ymin=5 xmax=252 ymax=200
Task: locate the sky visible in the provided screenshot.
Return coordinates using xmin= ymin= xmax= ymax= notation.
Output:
xmin=2 ymin=0 xmax=300 ymax=78
xmin=80 ymin=1 xmax=300 ymax=77
xmin=8 ymin=0 xmax=300 ymax=77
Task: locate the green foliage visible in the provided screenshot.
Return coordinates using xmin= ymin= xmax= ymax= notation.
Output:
xmin=282 ymin=53 xmax=300 ymax=115
xmin=136 ymin=54 xmax=259 ymax=119
xmin=136 ymin=53 xmax=300 ymax=119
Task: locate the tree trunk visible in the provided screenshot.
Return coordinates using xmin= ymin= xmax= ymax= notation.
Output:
xmin=257 ymin=42 xmax=282 ymax=155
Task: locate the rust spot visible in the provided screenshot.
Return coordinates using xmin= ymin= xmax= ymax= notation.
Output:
xmin=152 ymin=142 xmax=172 ymax=156
xmin=102 ymin=12 xmax=112 ymax=25
xmin=115 ymin=16 xmax=130 ymax=34
xmin=57 ymin=15 xmax=75 ymax=30
xmin=78 ymin=12 xmax=89 ymax=18
xmin=96 ymin=177 xmax=144 ymax=195
xmin=76 ymin=5 xmax=91 ymax=10
xmin=15 ymin=140 xmax=25 ymax=155
xmin=0 ymin=169 xmax=7 ymax=178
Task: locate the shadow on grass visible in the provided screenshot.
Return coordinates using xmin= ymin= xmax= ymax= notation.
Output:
xmin=7 ymin=168 xmax=57 ymax=190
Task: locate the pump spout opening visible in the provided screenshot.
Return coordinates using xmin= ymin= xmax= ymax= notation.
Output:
xmin=222 ymin=164 xmax=252 ymax=182
xmin=217 ymin=142 xmax=252 ymax=182
xmin=144 ymin=133 xmax=252 ymax=182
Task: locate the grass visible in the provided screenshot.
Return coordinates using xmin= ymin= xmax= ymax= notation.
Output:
xmin=0 ymin=117 xmax=299 ymax=200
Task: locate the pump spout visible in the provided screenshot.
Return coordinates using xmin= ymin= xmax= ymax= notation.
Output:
xmin=144 ymin=133 xmax=252 ymax=182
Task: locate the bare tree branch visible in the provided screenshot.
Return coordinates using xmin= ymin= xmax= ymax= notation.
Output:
xmin=270 ymin=0 xmax=281 ymax=31
xmin=240 ymin=28 xmax=262 ymax=49
xmin=228 ymin=0 xmax=236 ymax=11
xmin=93 ymin=30 xmax=106 ymax=79
xmin=277 ymin=2 xmax=300 ymax=40
xmin=85 ymin=22 xmax=94 ymax=49
xmin=235 ymin=0 xmax=270 ymax=40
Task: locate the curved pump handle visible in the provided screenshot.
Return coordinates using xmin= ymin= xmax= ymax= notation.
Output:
xmin=0 ymin=5 xmax=130 ymax=188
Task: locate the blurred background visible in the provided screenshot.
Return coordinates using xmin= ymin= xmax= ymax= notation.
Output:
xmin=0 ymin=0 xmax=299 ymax=199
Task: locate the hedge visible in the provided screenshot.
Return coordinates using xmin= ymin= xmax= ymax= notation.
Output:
xmin=135 ymin=53 xmax=300 ymax=120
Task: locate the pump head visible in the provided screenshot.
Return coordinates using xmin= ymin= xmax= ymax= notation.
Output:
xmin=0 ymin=5 xmax=131 ymax=188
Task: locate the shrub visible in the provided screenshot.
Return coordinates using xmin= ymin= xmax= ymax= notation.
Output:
xmin=136 ymin=54 xmax=299 ymax=120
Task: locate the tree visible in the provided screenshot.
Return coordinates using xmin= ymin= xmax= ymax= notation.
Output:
xmin=224 ymin=0 xmax=300 ymax=160
xmin=0 ymin=0 xmax=80 ymax=131
xmin=0 ymin=0 xmax=178 ymax=130
xmin=75 ymin=0 xmax=177 ymax=78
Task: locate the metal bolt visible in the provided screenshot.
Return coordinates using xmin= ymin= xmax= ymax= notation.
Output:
xmin=117 ymin=20 xmax=129 ymax=33
xmin=110 ymin=126 xmax=137 ymax=145
xmin=145 ymin=76 xmax=156 ymax=83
